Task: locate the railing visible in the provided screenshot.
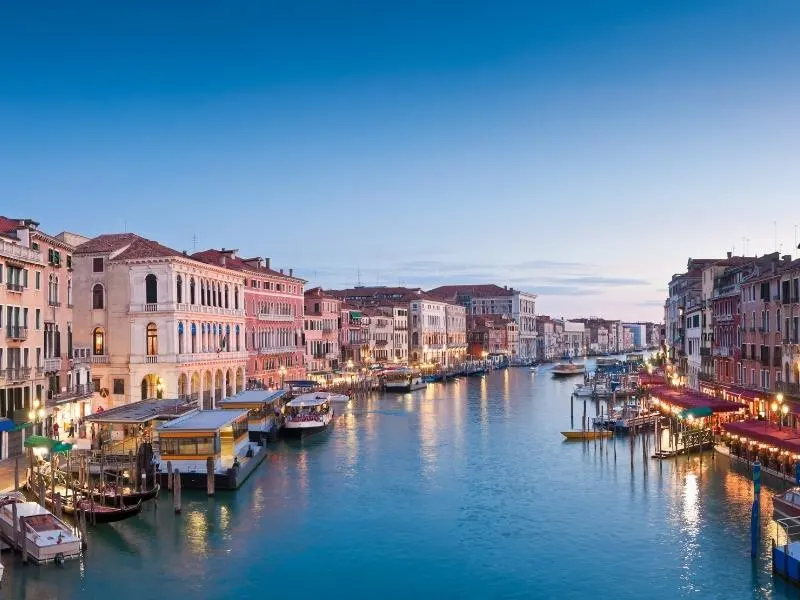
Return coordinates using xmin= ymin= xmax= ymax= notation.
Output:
xmin=48 ymin=299 xmax=61 ymax=307
xmin=146 ymin=356 xmax=158 ymax=364
xmin=133 ymin=302 xmax=245 ymax=317
xmin=779 ymin=382 xmax=800 ymax=397
xmin=5 ymin=282 xmax=23 ymax=293
xmin=43 ymin=357 xmax=62 ymax=372
xmin=48 ymin=384 xmax=93 ymax=405
xmin=72 ymin=347 xmax=91 ymax=363
xmin=259 ymin=346 xmax=296 ymax=355
xmin=6 ymin=326 xmax=28 ymax=340
xmin=257 ymin=313 xmax=294 ymax=321
xmin=0 ymin=239 xmax=42 ymax=264
xmin=176 ymin=350 xmax=249 ymax=363
xmin=0 ymin=368 xmax=31 ymax=381
xmin=322 ymin=327 xmax=334 ymax=334
xmin=91 ymin=355 xmax=109 ymax=364
xmin=715 ymin=314 xmax=733 ymax=322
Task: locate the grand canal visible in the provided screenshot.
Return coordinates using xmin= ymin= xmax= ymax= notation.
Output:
xmin=3 ymin=362 xmax=797 ymax=599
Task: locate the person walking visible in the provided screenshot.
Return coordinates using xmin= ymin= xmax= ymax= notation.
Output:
xmin=53 ymin=421 xmax=60 ymax=440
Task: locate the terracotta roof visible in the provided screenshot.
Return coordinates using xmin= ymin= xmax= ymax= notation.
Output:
xmin=192 ymin=249 xmax=305 ymax=282
xmin=428 ymin=284 xmax=514 ymax=299
xmin=0 ymin=217 xmax=21 ymax=236
xmin=74 ymin=233 xmax=140 ymax=255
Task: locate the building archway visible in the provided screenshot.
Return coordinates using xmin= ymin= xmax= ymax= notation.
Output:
xmin=140 ymin=374 xmax=163 ymax=400
xmin=214 ymin=369 xmax=223 ymax=405
xmin=236 ymin=368 xmax=244 ymax=393
xmin=177 ymin=373 xmax=188 ymax=399
xmin=225 ymin=368 xmax=233 ymax=398
xmin=191 ymin=372 xmax=200 ymax=403
xmin=203 ymin=370 xmax=213 ymax=409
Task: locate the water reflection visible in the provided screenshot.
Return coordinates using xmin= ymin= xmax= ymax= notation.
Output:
xmin=185 ymin=510 xmax=209 ymax=556
xmin=419 ymin=391 xmax=437 ymax=479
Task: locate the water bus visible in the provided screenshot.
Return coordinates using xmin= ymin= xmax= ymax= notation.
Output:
xmin=283 ymin=393 xmax=334 ymax=437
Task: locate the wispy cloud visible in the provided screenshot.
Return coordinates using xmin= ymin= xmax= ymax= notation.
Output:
xmin=539 ymin=275 xmax=651 ymax=286
xmin=635 ymin=300 xmax=666 ymax=307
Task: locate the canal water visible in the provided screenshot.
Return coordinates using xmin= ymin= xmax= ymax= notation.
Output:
xmin=3 ymin=362 xmax=797 ymax=599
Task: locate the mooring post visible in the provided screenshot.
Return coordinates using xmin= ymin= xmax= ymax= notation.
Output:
xmin=752 ymin=459 xmax=761 ymax=559
xmin=173 ymin=469 xmax=182 ymax=514
xmin=167 ymin=461 xmax=173 ymax=491
xmin=206 ymin=456 xmax=215 ymax=496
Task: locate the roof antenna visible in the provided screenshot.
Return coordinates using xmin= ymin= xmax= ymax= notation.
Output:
xmin=357 ymin=265 xmax=361 ymax=287
xmin=192 ymin=234 xmax=197 ymax=253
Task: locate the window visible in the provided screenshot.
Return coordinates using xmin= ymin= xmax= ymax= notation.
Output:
xmin=35 ymin=309 xmax=40 ymax=329
xmin=160 ymin=436 xmax=217 ymax=456
xmin=176 ymin=275 xmax=183 ymax=304
xmin=234 ymin=287 xmax=239 ymax=310
xmin=92 ymin=284 xmax=104 ymax=309
xmin=93 ymin=378 xmax=101 ymax=393
xmin=93 ymin=327 xmax=105 ymax=355
xmin=189 ymin=278 xmax=196 ymax=304
xmin=93 ymin=258 xmax=104 ymax=273
xmin=35 ymin=271 xmax=40 ymax=290
xmin=113 ymin=379 xmax=125 ymax=395
xmin=66 ymin=255 xmax=72 ymax=269
xmin=146 ymin=323 xmax=158 ymax=355
xmin=145 ymin=274 xmax=158 ymax=304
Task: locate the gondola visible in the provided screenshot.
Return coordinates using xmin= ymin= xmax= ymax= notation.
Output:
xmin=80 ymin=483 xmax=160 ymax=507
xmin=26 ymin=482 xmax=144 ymax=524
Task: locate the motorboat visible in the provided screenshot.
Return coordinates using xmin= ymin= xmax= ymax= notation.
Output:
xmin=0 ymin=492 xmax=81 ymax=563
xmin=326 ymin=393 xmax=350 ymax=404
xmin=573 ymin=384 xmax=594 ymax=398
xmin=552 ymin=362 xmax=585 ymax=377
xmin=774 ymin=488 xmax=800 ymax=519
xmin=283 ymin=392 xmax=334 ymax=437
xmin=561 ymin=430 xmax=613 ymax=441
xmin=383 ymin=368 xmax=427 ymax=392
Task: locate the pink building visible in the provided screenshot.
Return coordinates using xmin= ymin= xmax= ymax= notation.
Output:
xmin=193 ymin=249 xmax=306 ymax=388
xmin=304 ymin=288 xmax=341 ymax=374
xmin=340 ymin=305 xmax=370 ymax=366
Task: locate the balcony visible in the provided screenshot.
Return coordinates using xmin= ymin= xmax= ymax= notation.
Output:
xmin=6 ymin=326 xmax=28 ymax=340
xmin=5 ymin=282 xmax=23 ymax=293
xmin=257 ymin=312 xmax=295 ymax=322
xmin=715 ymin=314 xmax=733 ymax=323
xmin=700 ymin=347 xmax=711 ymax=356
xmin=0 ymin=367 xmax=31 ymax=382
xmin=176 ymin=350 xmax=249 ymax=363
xmin=698 ymin=372 xmax=714 ymax=382
xmin=90 ymin=355 xmax=109 ymax=364
xmin=322 ymin=327 xmax=334 ymax=334
xmin=47 ymin=384 xmax=93 ymax=406
xmin=258 ymin=346 xmax=296 ymax=355
xmin=132 ymin=302 xmax=245 ymax=318
xmin=48 ymin=299 xmax=61 ymax=308
xmin=0 ymin=239 xmax=42 ymax=264
xmin=72 ymin=347 xmax=91 ymax=364
xmin=43 ymin=357 xmax=62 ymax=372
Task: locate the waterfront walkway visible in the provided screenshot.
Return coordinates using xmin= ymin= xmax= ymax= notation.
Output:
xmin=0 ymin=456 xmax=24 ymax=493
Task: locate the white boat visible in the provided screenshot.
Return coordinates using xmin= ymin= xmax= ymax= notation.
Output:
xmin=383 ymin=369 xmax=427 ymax=392
xmin=530 ymin=366 xmax=538 ymax=373
xmin=573 ymin=384 xmax=594 ymax=397
xmin=283 ymin=393 xmax=334 ymax=437
xmin=327 ymin=393 xmax=350 ymax=404
xmin=552 ymin=362 xmax=585 ymax=377
xmin=0 ymin=492 xmax=81 ymax=564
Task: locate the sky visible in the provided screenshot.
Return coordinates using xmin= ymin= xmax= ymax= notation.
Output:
xmin=2 ymin=1 xmax=799 ymax=322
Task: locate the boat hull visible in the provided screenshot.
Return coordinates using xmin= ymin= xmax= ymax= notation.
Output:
xmin=282 ymin=422 xmax=330 ymax=438
xmin=561 ymin=430 xmax=613 ymax=440
xmin=774 ymin=490 xmax=800 ymax=520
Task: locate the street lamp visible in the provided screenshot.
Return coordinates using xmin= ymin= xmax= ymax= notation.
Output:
xmin=782 ymin=403 xmax=789 ymax=430
xmin=29 ymin=399 xmax=45 ymax=436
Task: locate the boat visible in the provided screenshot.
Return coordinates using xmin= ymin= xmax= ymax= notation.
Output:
xmin=383 ymin=368 xmax=427 ymax=392
xmin=283 ymin=392 xmax=334 ymax=437
xmin=561 ymin=430 xmax=613 ymax=440
xmin=573 ymin=384 xmax=595 ymax=398
xmin=530 ymin=366 xmax=539 ymax=373
xmin=0 ymin=492 xmax=82 ymax=563
xmin=28 ymin=481 xmax=144 ymax=524
xmin=82 ymin=482 xmax=160 ymax=507
xmin=774 ymin=488 xmax=800 ymax=519
xmin=326 ymin=393 xmax=350 ymax=404
xmin=551 ymin=362 xmax=585 ymax=377
xmin=422 ymin=373 xmax=443 ymax=383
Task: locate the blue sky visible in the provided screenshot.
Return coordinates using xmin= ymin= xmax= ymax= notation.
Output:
xmin=2 ymin=1 xmax=799 ymax=321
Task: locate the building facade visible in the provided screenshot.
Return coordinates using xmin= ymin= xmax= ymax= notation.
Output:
xmin=193 ymin=250 xmax=306 ymax=389
xmin=73 ymin=234 xmax=248 ymax=410
xmin=303 ymin=288 xmax=341 ymax=373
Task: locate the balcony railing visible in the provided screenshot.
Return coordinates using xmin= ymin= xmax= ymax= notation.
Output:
xmin=176 ymin=351 xmax=249 ymax=363
xmin=91 ymin=355 xmax=109 ymax=364
xmin=6 ymin=326 xmax=28 ymax=340
xmin=43 ymin=357 xmax=62 ymax=372
xmin=48 ymin=299 xmax=61 ymax=307
xmin=132 ymin=302 xmax=245 ymax=318
xmin=259 ymin=346 xmax=296 ymax=355
xmin=257 ymin=312 xmax=294 ymax=321
xmin=47 ymin=384 xmax=93 ymax=406
xmin=0 ymin=239 xmax=42 ymax=264
xmin=5 ymin=282 xmax=23 ymax=293
xmin=72 ymin=347 xmax=91 ymax=363
xmin=0 ymin=367 xmax=31 ymax=382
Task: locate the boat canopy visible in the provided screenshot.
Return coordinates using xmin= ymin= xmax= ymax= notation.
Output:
xmin=284 ymin=380 xmax=317 ymax=388
xmin=287 ymin=393 xmax=331 ymax=408
xmin=679 ymin=406 xmax=713 ymax=420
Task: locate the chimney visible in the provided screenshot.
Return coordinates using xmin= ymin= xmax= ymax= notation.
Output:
xmin=783 ymin=255 xmax=792 ymax=263
xmin=289 ymin=268 xmax=293 ymax=277
xmin=726 ymin=251 xmax=732 ymax=259
xmin=280 ymin=268 xmax=284 ymax=274
xmin=265 ymin=258 xmax=271 ymax=270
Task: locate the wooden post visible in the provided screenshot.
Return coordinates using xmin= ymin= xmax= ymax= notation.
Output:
xmin=167 ymin=461 xmax=173 ymax=491
xmin=38 ymin=477 xmax=45 ymax=508
xmin=206 ymin=456 xmax=215 ymax=496
xmin=79 ymin=509 xmax=88 ymax=548
xmin=129 ymin=450 xmax=135 ymax=492
xmin=20 ymin=515 xmax=28 ymax=564
xmin=11 ymin=502 xmax=19 ymax=552
xmin=14 ymin=456 xmax=19 ymax=491
xmin=54 ymin=492 xmax=62 ymax=519
xmin=49 ymin=451 xmax=55 ymax=507
xmin=90 ymin=495 xmax=96 ymax=526
xmin=173 ymin=469 xmax=182 ymax=514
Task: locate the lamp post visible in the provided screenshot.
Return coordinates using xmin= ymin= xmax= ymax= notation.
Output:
xmin=28 ymin=400 xmax=45 ymax=436
xmin=782 ymin=403 xmax=789 ymax=430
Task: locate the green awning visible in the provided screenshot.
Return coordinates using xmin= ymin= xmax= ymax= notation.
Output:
xmin=349 ymin=311 xmax=361 ymax=318
xmin=12 ymin=422 xmax=32 ymax=432
xmin=24 ymin=435 xmax=57 ymax=449
xmin=52 ymin=442 xmax=73 ymax=454
xmin=679 ymin=406 xmax=713 ymax=420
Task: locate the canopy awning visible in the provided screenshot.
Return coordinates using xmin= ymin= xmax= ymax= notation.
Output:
xmin=680 ymin=406 xmax=713 ymax=419
xmin=723 ymin=420 xmax=800 ymax=454
xmin=0 ymin=419 xmax=16 ymax=433
xmin=649 ymin=385 xmax=746 ymax=414
xmin=24 ymin=435 xmax=57 ymax=449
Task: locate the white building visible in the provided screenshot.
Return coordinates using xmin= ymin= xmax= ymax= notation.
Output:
xmin=427 ymin=284 xmax=537 ymax=359
xmin=409 ymin=294 xmax=448 ymax=365
xmin=72 ymin=234 xmax=248 ymax=409
xmin=562 ymin=320 xmax=586 ymax=357
xmin=444 ymin=303 xmax=467 ymax=365
xmin=685 ymin=303 xmax=702 ymax=390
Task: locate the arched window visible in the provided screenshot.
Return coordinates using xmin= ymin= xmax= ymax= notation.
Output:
xmin=141 ymin=378 xmax=149 ymax=401
xmin=235 ymin=325 xmax=240 ymax=351
xmin=145 ymin=274 xmax=158 ymax=304
xmin=146 ymin=323 xmax=158 ymax=355
xmin=93 ymin=327 xmax=105 ymax=355
xmin=176 ymin=275 xmax=183 ymax=304
xmin=67 ymin=279 xmax=73 ymax=307
xmin=191 ymin=322 xmax=197 ymax=353
xmin=92 ymin=284 xmax=104 ymax=309
xmin=178 ymin=322 xmax=185 ymax=354
xmin=200 ymin=281 xmax=206 ymax=305
xmin=224 ymin=285 xmax=229 ymax=308
xmin=190 ymin=278 xmax=196 ymax=304
xmin=234 ymin=287 xmax=239 ymax=310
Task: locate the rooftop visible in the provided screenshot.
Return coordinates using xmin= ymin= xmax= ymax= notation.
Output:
xmin=428 ymin=284 xmax=518 ymax=299
xmin=192 ymin=248 xmax=306 ymax=282
xmin=218 ymin=390 xmax=287 ymax=405
xmin=84 ymin=398 xmax=196 ymax=424
xmin=156 ymin=409 xmax=248 ymax=432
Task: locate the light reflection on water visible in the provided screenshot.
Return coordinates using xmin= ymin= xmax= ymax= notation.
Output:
xmin=4 ymin=364 xmax=799 ymax=599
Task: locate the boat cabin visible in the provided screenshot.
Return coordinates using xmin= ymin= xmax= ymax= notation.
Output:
xmin=154 ymin=409 xmax=250 ymax=476
xmin=218 ymin=390 xmax=287 ymax=440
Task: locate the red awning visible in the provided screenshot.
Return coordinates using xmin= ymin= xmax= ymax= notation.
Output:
xmin=716 ymin=383 xmax=763 ymax=403
xmin=638 ymin=373 xmax=665 ymax=386
xmin=649 ymin=385 xmax=746 ymax=413
xmin=723 ymin=420 xmax=800 ymax=454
